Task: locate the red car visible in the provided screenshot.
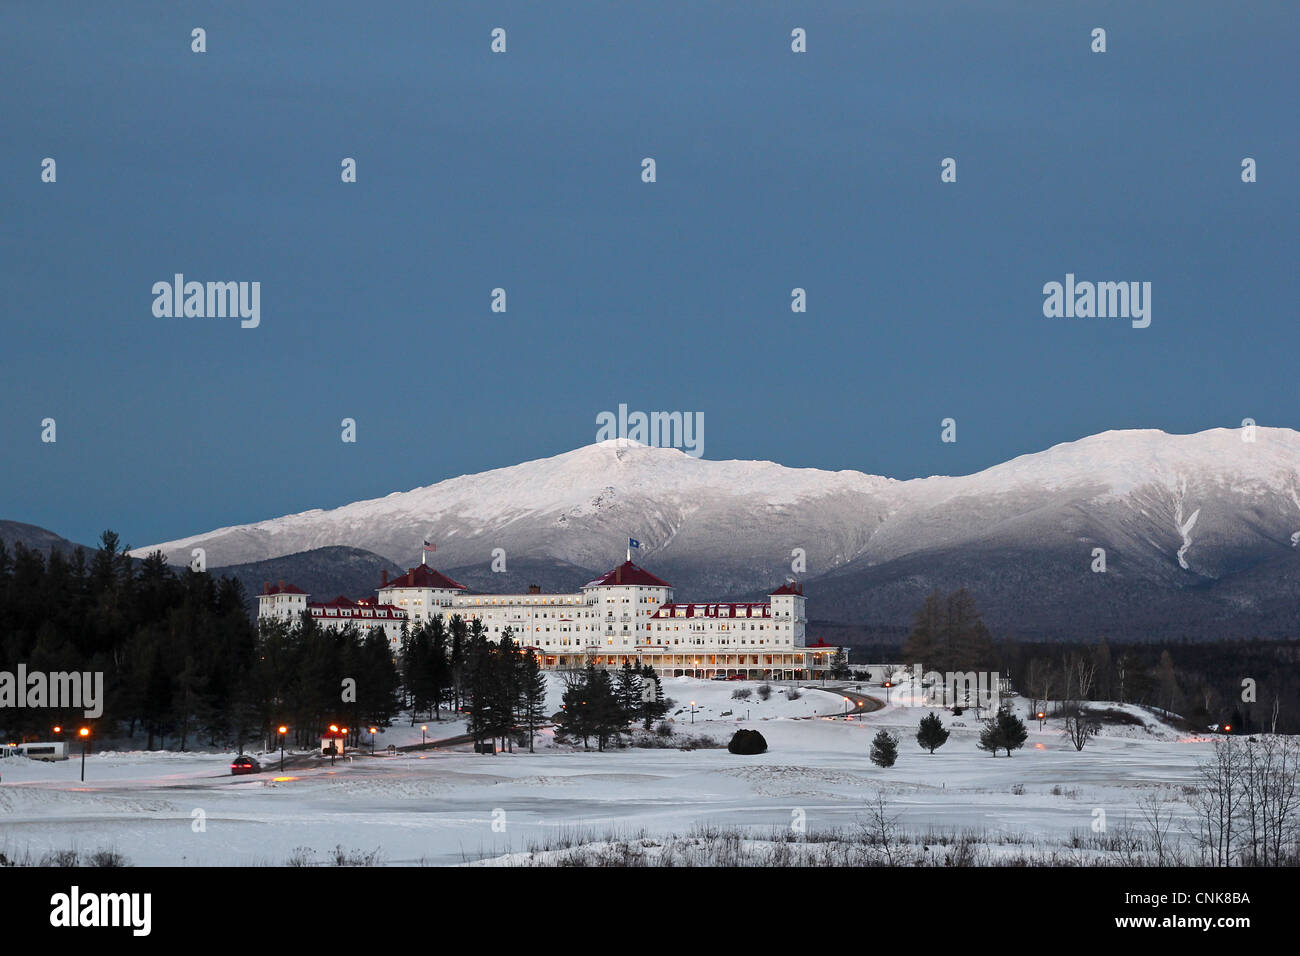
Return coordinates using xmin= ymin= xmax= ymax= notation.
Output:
xmin=727 ymin=674 xmax=746 ymax=681
xmin=230 ymin=755 xmax=261 ymax=775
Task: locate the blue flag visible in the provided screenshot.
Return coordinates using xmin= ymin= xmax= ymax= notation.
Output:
xmin=628 ymin=537 xmax=640 ymax=549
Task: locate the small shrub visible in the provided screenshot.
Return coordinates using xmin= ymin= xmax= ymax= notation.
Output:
xmin=87 ymin=848 xmax=128 ymax=868
xmin=757 ymin=684 xmax=773 ymax=701
xmin=728 ymin=729 xmax=768 ymax=755
xmin=285 ymin=846 xmax=316 ymax=867
xmin=330 ymin=845 xmax=382 ymax=866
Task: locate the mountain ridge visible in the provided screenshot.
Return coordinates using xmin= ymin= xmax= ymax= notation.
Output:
xmin=89 ymin=426 xmax=1300 ymax=639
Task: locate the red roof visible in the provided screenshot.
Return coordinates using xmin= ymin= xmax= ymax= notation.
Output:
xmin=770 ymin=582 xmax=803 ymax=596
xmin=583 ymin=561 xmax=672 ymax=589
xmin=309 ymin=601 xmax=406 ymax=620
xmin=316 ymin=595 xmax=358 ymax=608
xmin=263 ymin=582 xmax=306 ymax=595
xmin=378 ymin=564 xmax=466 ymax=592
xmin=805 ymin=639 xmax=838 ymax=648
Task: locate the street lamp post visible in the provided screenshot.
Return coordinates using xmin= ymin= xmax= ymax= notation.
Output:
xmin=369 ymin=727 xmax=378 ymax=754
xmin=277 ymin=725 xmax=287 ymax=771
xmin=690 ymin=701 xmax=697 ymax=724
xmin=421 ymin=724 xmax=428 ymax=746
xmin=78 ymin=727 xmax=89 ymax=782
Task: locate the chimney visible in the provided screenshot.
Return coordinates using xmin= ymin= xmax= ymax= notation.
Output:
xmin=616 ymin=566 xmax=622 ymax=584
xmin=407 ymin=568 xmax=414 ymax=585
xmin=381 ymin=570 xmax=388 ymax=586
xmin=278 ymin=580 xmax=285 ymax=590
xmin=528 ymin=584 xmax=541 ymax=595
xmin=264 ymin=581 xmax=270 ymax=594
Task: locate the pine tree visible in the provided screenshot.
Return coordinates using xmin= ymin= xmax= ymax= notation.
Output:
xmin=587 ymin=666 xmax=624 ymax=751
xmin=402 ymin=624 xmax=433 ymax=719
xmin=870 ymin=729 xmax=899 ymax=768
xmin=464 ymin=630 xmax=497 ymax=749
xmin=829 ymin=647 xmax=851 ymax=679
xmin=915 ymin=711 xmax=949 ymax=754
xmin=638 ymin=665 xmax=669 ymax=730
xmin=519 ymin=649 xmax=549 ymax=752
xmin=448 ymin=614 xmax=468 ymax=711
xmin=496 ymin=628 xmax=522 ymax=751
xmin=996 ymin=707 xmax=1028 ymax=756
xmin=428 ymin=615 xmax=450 ymax=719
xmin=614 ymin=659 xmax=642 ymax=723
xmin=556 ymin=674 xmax=596 ymax=750
xmin=977 ymin=717 xmax=1003 ymax=756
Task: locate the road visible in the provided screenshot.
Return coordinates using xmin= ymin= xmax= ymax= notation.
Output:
xmin=805 ymin=683 xmax=886 ymax=717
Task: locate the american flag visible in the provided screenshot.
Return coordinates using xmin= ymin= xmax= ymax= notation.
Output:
xmin=423 ymin=540 xmax=435 ymax=552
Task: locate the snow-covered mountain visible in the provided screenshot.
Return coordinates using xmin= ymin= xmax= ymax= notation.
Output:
xmin=133 ymin=428 xmax=1300 ymax=639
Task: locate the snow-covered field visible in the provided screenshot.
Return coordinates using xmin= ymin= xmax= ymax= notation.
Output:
xmin=0 ymin=677 xmax=1215 ymax=866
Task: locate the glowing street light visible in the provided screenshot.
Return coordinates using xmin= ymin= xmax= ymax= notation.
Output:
xmin=421 ymin=724 xmax=428 ymax=746
xmin=1036 ymin=710 xmax=1046 ymax=730
xmin=689 ymin=701 xmax=698 ymax=724
xmin=78 ymin=727 xmax=90 ymax=782
xmin=277 ymin=725 xmax=288 ymax=771
xmin=369 ymin=727 xmax=378 ymax=754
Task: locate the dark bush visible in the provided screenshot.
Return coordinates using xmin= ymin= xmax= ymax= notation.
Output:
xmin=728 ymin=729 xmax=768 ymax=755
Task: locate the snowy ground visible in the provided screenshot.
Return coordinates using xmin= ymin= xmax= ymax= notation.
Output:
xmin=0 ymin=677 xmax=1215 ymax=866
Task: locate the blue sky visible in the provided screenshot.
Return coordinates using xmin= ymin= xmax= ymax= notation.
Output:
xmin=2 ymin=1 xmax=1296 ymax=549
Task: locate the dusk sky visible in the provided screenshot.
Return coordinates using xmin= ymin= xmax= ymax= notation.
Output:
xmin=3 ymin=2 xmax=1296 ymax=549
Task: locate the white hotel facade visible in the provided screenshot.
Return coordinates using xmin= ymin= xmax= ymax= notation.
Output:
xmin=258 ymin=558 xmax=841 ymax=679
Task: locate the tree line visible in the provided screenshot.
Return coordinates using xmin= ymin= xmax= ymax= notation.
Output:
xmin=881 ymin=587 xmax=1300 ymax=734
xmin=0 ymin=533 xmax=258 ymax=748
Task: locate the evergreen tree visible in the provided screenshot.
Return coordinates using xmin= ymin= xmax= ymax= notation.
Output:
xmin=829 ymin=647 xmax=851 ymax=679
xmin=638 ymin=665 xmax=669 ymax=730
xmin=915 ymin=711 xmax=950 ymax=754
xmin=495 ymin=628 xmax=522 ymax=751
xmin=448 ymin=614 xmax=468 ymax=711
xmin=428 ymin=615 xmax=450 ymax=719
xmin=554 ymin=664 xmax=625 ymax=751
xmin=556 ymin=673 xmax=596 ymax=750
xmin=995 ymin=707 xmax=1028 ymax=756
xmin=586 ymin=667 xmax=624 ymax=751
xmin=870 ymin=729 xmax=899 ymax=768
xmin=402 ymin=624 xmax=433 ymax=719
xmin=614 ymin=659 xmax=642 ymax=723
xmin=464 ymin=629 xmax=497 ymax=748
xmin=977 ymin=716 xmax=1003 ymax=756
xmin=519 ymin=649 xmax=549 ymax=753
